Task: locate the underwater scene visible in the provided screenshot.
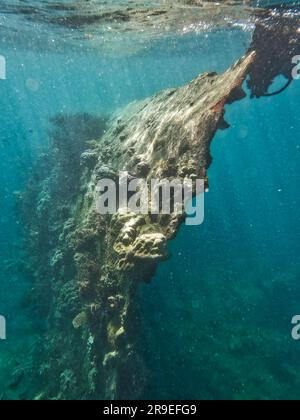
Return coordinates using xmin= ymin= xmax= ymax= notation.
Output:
xmin=0 ymin=0 xmax=300 ymax=401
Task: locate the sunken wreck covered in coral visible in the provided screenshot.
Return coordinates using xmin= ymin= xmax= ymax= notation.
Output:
xmin=18 ymin=9 xmax=300 ymax=400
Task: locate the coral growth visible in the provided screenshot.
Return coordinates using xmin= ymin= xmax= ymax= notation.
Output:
xmin=19 ymin=53 xmax=256 ymax=400
xmin=17 ymin=9 xmax=300 ymax=399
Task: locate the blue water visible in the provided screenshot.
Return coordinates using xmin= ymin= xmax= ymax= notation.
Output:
xmin=1 ymin=10 xmax=300 ymax=399
xmin=140 ymin=81 xmax=300 ymax=400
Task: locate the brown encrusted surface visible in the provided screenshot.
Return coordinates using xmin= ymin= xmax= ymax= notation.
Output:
xmin=22 ymin=52 xmax=255 ymax=400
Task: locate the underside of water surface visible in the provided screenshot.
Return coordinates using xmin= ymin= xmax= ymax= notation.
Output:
xmin=0 ymin=0 xmax=300 ymax=401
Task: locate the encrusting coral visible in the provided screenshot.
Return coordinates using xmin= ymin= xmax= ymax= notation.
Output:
xmin=19 ymin=53 xmax=254 ymax=400
xmin=18 ymin=9 xmax=300 ymax=400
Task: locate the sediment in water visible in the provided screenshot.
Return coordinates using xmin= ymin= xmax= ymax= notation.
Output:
xmin=20 ymin=53 xmax=255 ymax=400
xmin=17 ymin=10 xmax=300 ymax=400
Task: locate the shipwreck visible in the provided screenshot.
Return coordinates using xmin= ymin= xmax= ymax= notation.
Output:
xmin=16 ymin=6 xmax=300 ymax=400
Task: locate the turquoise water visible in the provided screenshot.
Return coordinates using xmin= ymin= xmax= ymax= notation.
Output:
xmin=140 ymin=83 xmax=300 ymax=400
xmin=1 ymin=2 xmax=300 ymax=400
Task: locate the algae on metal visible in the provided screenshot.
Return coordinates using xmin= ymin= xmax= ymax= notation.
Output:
xmin=17 ymin=9 xmax=300 ymax=400
xmin=19 ymin=53 xmax=255 ymax=400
